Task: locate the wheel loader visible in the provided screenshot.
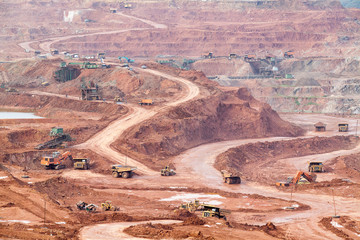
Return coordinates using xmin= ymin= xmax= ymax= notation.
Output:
xmin=101 ymin=201 xmax=119 ymax=211
xmin=111 ymin=165 xmax=137 ymax=178
xmin=160 ymin=166 xmax=176 ymax=176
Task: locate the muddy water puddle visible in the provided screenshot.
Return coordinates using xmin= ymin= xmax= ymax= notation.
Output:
xmin=0 ymin=111 xmax=43 ymax=119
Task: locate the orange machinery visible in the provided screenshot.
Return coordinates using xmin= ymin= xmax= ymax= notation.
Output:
xmin=276 ymin=171 xmax=314 ymax=187
xmin=40 ymin=151 xmax=72 ymax=170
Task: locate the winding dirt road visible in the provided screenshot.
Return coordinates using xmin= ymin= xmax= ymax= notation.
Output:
xmin=174 ymin=117 xmax=360 ymax=240
xmin=74 ymin=68 xmax=200 ymax=175
xmin=18 ymin=12 xmax=167 ymax=53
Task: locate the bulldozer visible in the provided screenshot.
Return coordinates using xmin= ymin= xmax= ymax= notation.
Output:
xmin=40 ymin=151 xmax=72 ymax=170
xmin=76 ymin=201 xmax=97 ymax=213
xmin=221 ymin=170 xmax=241 ymax=184
xmin=111 ymin=165 xmax=137 ymax=178
xmin=73 ymin=158 xmax=89 ymax=170
xmin=276 ymin=171 xmax=314 ymax=187
xmin=101 ymin=201 xmax=119 ymax=211
xmin=160 ymin=166 xmax=176 ymax=176
xmin=179 ymin=199 xmax=201 ymax=212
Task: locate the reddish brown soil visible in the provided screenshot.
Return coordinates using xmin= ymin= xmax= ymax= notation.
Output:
xmin=215 ymin=136 xmax=359 ymax=184
xmin=124 ymin=222 xmax=215 ymax=240
xmin=113 ymin=87 xmax=304 ymax=170
xmin=319 ymin=217 xmax=352 ymax=240
xmin=327 ymin=153 xmax=360 ymax=181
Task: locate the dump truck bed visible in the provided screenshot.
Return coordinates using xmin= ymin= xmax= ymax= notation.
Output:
xmin=111 ymin=165 xmax=137 ymax=171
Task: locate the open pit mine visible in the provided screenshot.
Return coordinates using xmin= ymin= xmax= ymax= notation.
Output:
xmin=0 ymin=0 xmax=360 ymax=239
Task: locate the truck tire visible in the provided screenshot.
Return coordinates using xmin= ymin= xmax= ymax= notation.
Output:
xmin=112 ymin=171 xmax=119 ymax=178
xmin=122 ymin=171 xmax=130 ymax=178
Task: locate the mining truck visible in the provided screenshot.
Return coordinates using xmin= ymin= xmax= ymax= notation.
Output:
xmin=40 ymin=151 xmax=72 ymax=170
xmin=160 ymin=166 xmax=176 ymax=176
xmin=338 ymin=123 xmax=349 ymax=132
xmin=221 ymin=170 xmax=241 ymax=184
xmin=138 ymin=99 xmax=153 ymax=106
xmin=308 ymin=162 xmax=323 ymax=173
xmin=111 ymin=165 xmax=137 ymax=178
xmin=201 ymin=205 xmax=227 ymax=220
xmin=73 ymin=158 xmax=89 ymax=170
xmin=284 ymin=51 xmax=294 ymax=58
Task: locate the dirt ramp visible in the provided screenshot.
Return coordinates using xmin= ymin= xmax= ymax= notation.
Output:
xmin=215 ymin=135 xmax=359 ymax=184
xmin=113 ymin=88 xmax=304 ymax=169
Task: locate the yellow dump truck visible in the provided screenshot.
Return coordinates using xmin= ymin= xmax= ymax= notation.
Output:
xmin=73 ymin=158 xmax=89 ymax=170
xmin=338 ymin=123 xmax=349 ymax=132
xmin=111 ymin=165 xmax=137 ymax=178
xmin=308 ymin=162 xmax=323 ymax=172
xmin=221 ymin=170 xmax=241 ymax=184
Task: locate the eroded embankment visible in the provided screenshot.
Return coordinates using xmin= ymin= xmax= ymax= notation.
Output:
xmin=0 ymin=92 xmax=128 ymax=151
xmin=112 ymin=88 xmax=304 ymax=170
xmin=215 ymin=135 xmax=359 ymax=184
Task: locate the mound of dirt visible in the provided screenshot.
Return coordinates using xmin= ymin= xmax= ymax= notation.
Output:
xmin=124 ymin=222 xmax=214 ymax=240
xmin=319 ymin=217 xmax=351 ymax=239
xmin=73 ymin=212 xmax=133 ymax=225
xmin=215 ymin=135 xmax=359 ymax=184
xmin=327 ymin=152 xmax=360 ymax=181
xmin=229 ymin=221 xmax=285 ymax=239
xmin=113 ymin=87 xmax=304 ymax=169
xmin=34 ymin=177 xmax=99 ymax=204
xmin=174 ymin=209 xmax=205 ymax=226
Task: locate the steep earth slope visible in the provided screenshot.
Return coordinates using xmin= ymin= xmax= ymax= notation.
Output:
xmin=113 ymin=87 xmax=304 ymax=169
